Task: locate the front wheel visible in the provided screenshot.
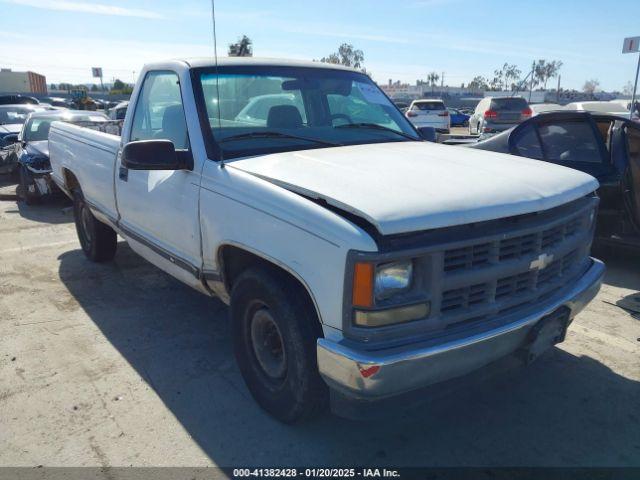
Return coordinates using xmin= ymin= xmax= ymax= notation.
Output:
xmin=18 ymin=165 xmax=40 ymax=205
xmin=231 ymin=267 xmax=328 ymax=423
xmin=73 ymin=189 xmax=117 ymax=262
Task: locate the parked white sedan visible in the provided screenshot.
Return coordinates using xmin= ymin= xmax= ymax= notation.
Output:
xmin=564 ymin=101 xmax=637 ymax=120
xmin=405 ymin=99 xmax=450 ymax=133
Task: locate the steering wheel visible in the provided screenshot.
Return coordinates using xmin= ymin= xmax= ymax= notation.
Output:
xmin=330 ymin=113 xmax=353 ymax=126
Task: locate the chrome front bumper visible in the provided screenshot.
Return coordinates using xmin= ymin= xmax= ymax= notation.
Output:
xmin=317 ymin=258 xmax=604 ymax=400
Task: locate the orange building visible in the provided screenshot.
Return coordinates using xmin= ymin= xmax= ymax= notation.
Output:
xmin=0 ymin=68 xmax=47 ymax=94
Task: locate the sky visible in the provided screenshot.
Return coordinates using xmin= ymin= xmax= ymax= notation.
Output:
xmin=0 ymin=0 xmax=638 ymax=91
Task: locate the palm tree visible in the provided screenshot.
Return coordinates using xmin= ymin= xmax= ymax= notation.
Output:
xmin=427 ymin=72 xmax=440 ymax=93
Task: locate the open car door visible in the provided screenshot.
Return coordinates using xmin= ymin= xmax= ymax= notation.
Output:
xmin=623 ymin=123 xmax=640 ymax=231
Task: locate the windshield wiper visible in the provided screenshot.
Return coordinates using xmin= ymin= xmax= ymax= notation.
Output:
xmin=218 ymin=131 xmax=341 ymax=147
xmin=335 ymin=122 xmax=418 ymax=141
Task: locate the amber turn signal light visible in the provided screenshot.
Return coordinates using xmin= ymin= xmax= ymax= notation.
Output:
xmin=352 ymin=262 xmax=374 ymax=308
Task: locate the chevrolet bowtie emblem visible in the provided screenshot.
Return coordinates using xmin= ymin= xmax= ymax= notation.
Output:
xmin=530 ymin=253 xmax=554 ymax=270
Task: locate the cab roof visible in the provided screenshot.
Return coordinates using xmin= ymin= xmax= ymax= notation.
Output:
xmin=147 ymin=57 xmax=361 ymax=73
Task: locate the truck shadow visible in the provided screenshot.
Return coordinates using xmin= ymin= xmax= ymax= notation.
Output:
xmin=15 ymin=197 xmax=73 ymax=224
xmin=57 ymin=245 xmax=640 ymax=467
xmin=596 ymin=247 xmax=640 ymax=292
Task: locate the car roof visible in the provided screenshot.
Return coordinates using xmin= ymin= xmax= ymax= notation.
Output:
xmin=152 ymin=57 xmax=361 ymax=73
xmin=487 ymin=96 xmax=527 ymax=101
xmin=28 ymin=110 xmax=109 ymax=120
xmin=413 ymin=99 xmax=444 ymax=103
xmin=0 ymin=104 xmax=45 ymax=109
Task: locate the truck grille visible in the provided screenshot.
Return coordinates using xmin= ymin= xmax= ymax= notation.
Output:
xmin=437 ymin=198 xmax=595 ymax=327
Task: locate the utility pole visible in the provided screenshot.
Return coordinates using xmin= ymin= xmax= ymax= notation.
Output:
xmin=441 ymin=72 xmax=444 ymax=89
xmin=630 ymin=54 xmax=640 ymax=120
xmin=556 ymin=74 xmax=561 ymax=103
xmin=622 ymin=36 xmax=640 ymax=120
xmin=529 ymin=61 xmax=535 ymax=102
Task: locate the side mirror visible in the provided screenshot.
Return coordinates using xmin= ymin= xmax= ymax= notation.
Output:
xmin=121 ymin=140 xmax=192 ymax=170
xmin=417 ymin=126 xmax=437 ymax=143
xmin=3 ymin=134 xmax=19 ymax=146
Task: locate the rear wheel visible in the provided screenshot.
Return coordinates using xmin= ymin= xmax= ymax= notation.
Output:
xmin=73 ymin=189 xmax=117 ymax=262
xmin=231 ymin=266 xmax=328 ymax=423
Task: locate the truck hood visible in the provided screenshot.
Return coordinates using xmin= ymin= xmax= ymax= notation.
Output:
xmin=228 ymin=141 xmax=599 ymax=236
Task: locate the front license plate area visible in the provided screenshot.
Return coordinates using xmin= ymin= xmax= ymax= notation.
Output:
xmin=524 ymin=307 xmax=570 ymax=364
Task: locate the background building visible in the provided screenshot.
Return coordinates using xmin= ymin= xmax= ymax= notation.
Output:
xmin=0 ymin=68 xmax=47 ymax=94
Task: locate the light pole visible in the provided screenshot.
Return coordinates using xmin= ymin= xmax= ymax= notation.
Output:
xmin=630 ymin=54 xmax=640 ymax=120
xmin=623 ymin=36 xmax=640 ymax=120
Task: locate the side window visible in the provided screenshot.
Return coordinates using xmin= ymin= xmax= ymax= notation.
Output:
xmin=538 ymin=121 xmax=603 ymax=164
xmin=130 ymin=71 xmax=189 ymax=150
xmin=512 ymin=124 xmax=544 ymax=159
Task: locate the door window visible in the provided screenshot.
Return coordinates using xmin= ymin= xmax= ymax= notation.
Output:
xmin=537 ymin=121 xmax=602 ymax=164
xmin=130 ymin=71 xmax=189 ymax=150
xmin=512 ymin=123 xmax=544 ymax=159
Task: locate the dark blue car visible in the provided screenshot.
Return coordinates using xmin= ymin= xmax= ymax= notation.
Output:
xmin=447 ymin=108 xmax=470 ymax=127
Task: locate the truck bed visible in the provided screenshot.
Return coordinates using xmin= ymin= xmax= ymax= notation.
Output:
xmin=49 ymin=121 xmax=121 ymax=222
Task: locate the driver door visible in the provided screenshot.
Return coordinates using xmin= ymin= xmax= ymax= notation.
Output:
xmin=115 ymin=70 xmax=202 ymax=275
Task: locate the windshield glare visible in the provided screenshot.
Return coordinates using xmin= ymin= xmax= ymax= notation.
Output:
xmin=0 ymin=106 xmax=42 ymax=125
xmin=23 ymin=115 xmax=107 ymax=142
xmin=197 ymin=67 xmax=419 ymax=159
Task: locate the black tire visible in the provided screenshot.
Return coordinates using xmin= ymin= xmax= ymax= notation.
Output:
xmin=231 ymin=266 xmax=328 ymax=423
xmin=19 ymin=165 xmax=40 ymax=205
xmin=73 ymin=189 xmax=117 ymax=262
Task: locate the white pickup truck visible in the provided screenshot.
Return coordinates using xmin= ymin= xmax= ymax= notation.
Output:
xmin=49 ymin=58 xmax=604 ymax=422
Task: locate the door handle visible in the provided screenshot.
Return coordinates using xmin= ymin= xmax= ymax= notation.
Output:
xmin=119 ymin=166 xmax=128 ymax=181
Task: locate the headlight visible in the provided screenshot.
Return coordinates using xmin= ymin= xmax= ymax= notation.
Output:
xmin=374 ymin=260 xmax=413 ymax=300
xmin=351 ymin=259 xmax=427 ymax=328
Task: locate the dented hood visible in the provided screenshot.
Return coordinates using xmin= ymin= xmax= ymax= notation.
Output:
xmin=24 ymin=140 xmax=49 ymax=158
xmin=228 ymin=141 xmax=599 ymax=236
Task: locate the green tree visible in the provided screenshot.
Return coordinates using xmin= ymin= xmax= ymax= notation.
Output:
xmin=228 ymin=35 xmax=253 ymax=57
xmin=90 ymin=84 xmax=99 ymax=92
xmin=491 ymin=63 xmax=521 ymax=90
xmin=583 ymin=79 xmax=600 ymax=96
xmin=534 ymin=60 xmax=563 ymax=90
xmin=468 ymin=76 xmax=489 ymax=90
xmin=113 ymin=79 xmax=126 ymax=90
xmin=320 ymin=43 xmax=365 ymax=70
xmin=50 ymin=83 xmax=57 ymax=90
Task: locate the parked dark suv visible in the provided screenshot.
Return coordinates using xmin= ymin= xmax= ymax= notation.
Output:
xmin=0 ymin=94 xmax=40 ymax=105
xmin=469 ymin=96 xmax=532 ymax=135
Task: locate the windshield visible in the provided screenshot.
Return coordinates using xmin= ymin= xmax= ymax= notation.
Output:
xmin=0 ymin=106 xmax=42 ymax=125
xmin=195 ymin=66 xmax=418 ymax=159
